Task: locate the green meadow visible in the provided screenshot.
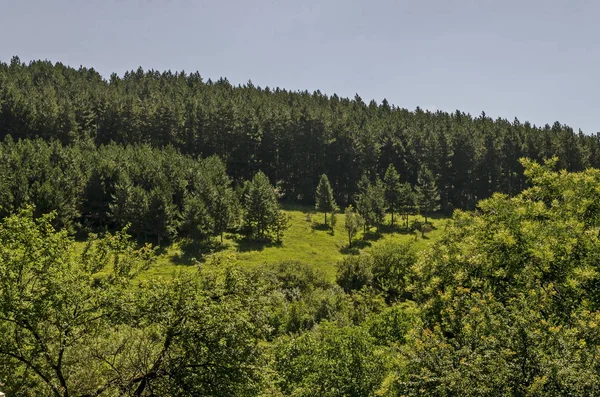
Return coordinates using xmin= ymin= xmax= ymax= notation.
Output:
xmin=144 ymin=205 xmax=448 ymax=281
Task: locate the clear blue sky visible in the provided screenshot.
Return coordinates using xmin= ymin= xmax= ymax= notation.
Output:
xmin=1 ymin=0 xmax=598 ymax=133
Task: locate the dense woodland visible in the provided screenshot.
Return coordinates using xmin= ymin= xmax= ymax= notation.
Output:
xmin=2 ymin=57 xmax=600 ymax=212
xmin=2 ymin=58 xmax=600 ymax=396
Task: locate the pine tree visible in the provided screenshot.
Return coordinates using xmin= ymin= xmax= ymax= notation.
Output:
xmin=383 ymin=164 xmax=401 ymax=226
xmin=355 ymin=174 xmax=372 ymax=234
xmin=273 ymin=211 xmax=291 ymax=244
xmin=201 ymin=156 xmax=238 ymax=242
xmin=244 ymin=171 xmax=281 ymax=240
xmin=315 ymin=174 xmax=337 ymax=228
xmin=370 ymin=178 xmax=387 ymax=232
xmin=416 ymin=166 xmax=440 ymax=224
xmin=398 ymin=182 xmax=414 ymax=230
xmin=109 ymin=177 xmax=150 ymax=240
xmin=180 ymin=192 xmax=213 ymax=241
xmin=355 ymin=176 xmax=386 ymax=233
xmin=145 ymin=186 xmax=179 ymax=246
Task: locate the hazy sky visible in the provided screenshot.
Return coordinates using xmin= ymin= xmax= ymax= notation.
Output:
xmin=1 ymin=0 xmax=598 ymax=133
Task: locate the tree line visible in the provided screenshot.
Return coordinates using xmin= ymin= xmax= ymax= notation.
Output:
xmin=3 ymin=159 xmax=600 ymax=395
xmin=0 ymin=137 xmax=289 ymax=245
xmin=0 ymin=136 xmax=444 ymax=246
xmin=2 ymin=57 xmax=600 ymax=211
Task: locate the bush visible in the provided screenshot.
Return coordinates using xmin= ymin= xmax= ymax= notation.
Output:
xmin=273 ymin=322 xmax=386 ymax=397
xmin=336 ymin=255 xmax=373 ymax=293
xmin=371 ymin=243 xmax=416 ymax=302
xmin=366 ymin=301 xmax=421 ymax=345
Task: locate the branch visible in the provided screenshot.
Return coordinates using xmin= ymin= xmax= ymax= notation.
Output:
xmin=0 ymin=348 xmax=62 ymax=397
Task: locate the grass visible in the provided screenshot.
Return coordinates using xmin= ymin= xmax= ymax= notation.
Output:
xmin=142 ymin=205 xmax=450 ymax=282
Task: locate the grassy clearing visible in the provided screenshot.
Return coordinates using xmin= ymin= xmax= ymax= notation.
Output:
xmin=143 ymin=205 xmax=450 ymax=281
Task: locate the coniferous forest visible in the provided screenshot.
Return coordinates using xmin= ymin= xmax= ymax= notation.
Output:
xmin=2 ymin=58 xmax=600 ymax=396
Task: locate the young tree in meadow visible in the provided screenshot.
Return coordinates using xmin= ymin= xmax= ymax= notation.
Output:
xmin=315 ymin=174 xmax=337 ymax=228
xmin=355 ymin=178 xmax=387 ymax=233
xmin=415 ymin=166 xmax=440 ymax=223
xmin=330 ymin=209 xmax=337 ymax=234
xmin=211 ymin=188 xmax=237 ymax=243
xmin=355 ymin=174 xmax=373 ymax=233
xmin=244 ymin=171 xmax=281 ymax=240
xmin=383 ymin=164 xmax=402 ymax=226
xmin=344 ymin=205 xmax=364 ymax=247
xmin=273 ymin=211 xmax=291 ymax=244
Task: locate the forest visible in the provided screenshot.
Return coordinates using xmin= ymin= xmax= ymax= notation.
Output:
xmin=2 ymin=56 xmax=599 ymax=210
xmin=1 ymin=58 xmax=600 ymax=396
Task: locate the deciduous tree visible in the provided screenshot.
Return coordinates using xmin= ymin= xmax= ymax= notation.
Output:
xmin=344 ymin=205 xmax=363 ymax=247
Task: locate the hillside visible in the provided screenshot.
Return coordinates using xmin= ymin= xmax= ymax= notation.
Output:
xmin=145 ymin=206 xmax=448 ymax=280
xmin=2 ymin=57 xmax=599 ymax=212
xmin=4 ymin=161 xmax=600 ymax=396
xmin=3 ymin=58 xmax=600 ymax=396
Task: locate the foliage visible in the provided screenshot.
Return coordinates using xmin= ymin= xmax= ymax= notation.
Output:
xmin=398 ymin=182 xmax=415 ymax=230
xmin=390 ymin=159 xmax=600 ymax=395
xmin=355 ymin=176 xmax=387 ymax=232
xmin=4 ymin=56 xmax=600 ymax=396
xmin=315 ymin=174 xmax=337 ymax=228
xmin=365 ymin=301 xmax=421 ymax=346
xmin=1 ymin=58 xmax=599 ymax=214
xmin=383 ymin=164 xmax=401 ymax=226
xmin=243 ymin=171 xmax=285 ymax=241
xmin=273 ymin=322 xmax=386 ymax=397
xmin=415 ymin=165 xmax=440 ymax=223
xmin=370 ymin=243 xmax=417 ymax=302
xmin=0 ymin=210 xmax=269 ymax=396
xmin=386 ymin=290 xmax=600 ymax=396
xmin=343 ymin=205 xmax=363 ymax=247
xmin=336 ymin=255 xmax=373 ymax=293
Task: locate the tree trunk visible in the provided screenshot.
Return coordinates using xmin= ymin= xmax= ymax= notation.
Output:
xmin=391 ymin=211 xmax=394 ymax=226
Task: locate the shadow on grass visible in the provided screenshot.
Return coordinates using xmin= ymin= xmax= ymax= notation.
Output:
xmin=280 ymin=202 xmax=315 ymax=212
xmin=311 ymin=223 xmax=331 ymax=232
xmin=339 ymin=239 xmax=371 ymax=255
xmin=235 ymin=237 xmax=282 ymax=253
xmin=171 ymin=239 xmax=227 ymax=265
xmin=363 ymin=230 xmax=384 ymax=241
xmin=378 ymin=224 xmax=414 ymax=235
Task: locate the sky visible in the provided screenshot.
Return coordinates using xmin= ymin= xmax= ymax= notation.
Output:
xmin=1 ymin=0 xmax=598 ymax=133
